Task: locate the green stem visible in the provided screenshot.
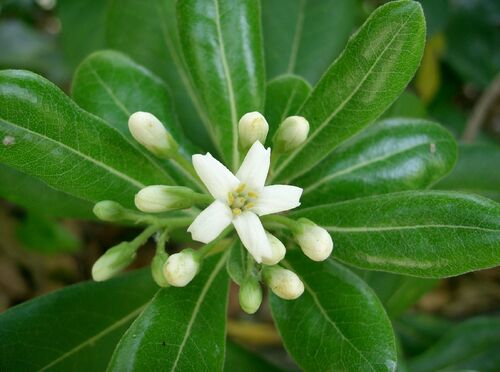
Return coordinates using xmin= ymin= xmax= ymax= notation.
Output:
xmin=155 ymin=228 xmax=169 ymax=255
xmin=197 ymin=226 xmax=234 ymax=258
xmin=262 ymin=214 xmax=298 ymax=231
xmin=156 ymin=216 xmax=195 ymax=230
xmin=130 ymin=225 xmax=160 ymax=250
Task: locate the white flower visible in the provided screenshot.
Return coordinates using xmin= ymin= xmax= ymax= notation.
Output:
xmin=163 ymin=249 xmax=200 ymax=287
xmin=238 ymin=111 xmax=269 ymax=149
xmin=294 ymin=218 xmax=334 ymax=261
xmin=263 ymin=265 xmax=304 ymax=300
xmin=187 ymin=141 xmax=303 ymax=263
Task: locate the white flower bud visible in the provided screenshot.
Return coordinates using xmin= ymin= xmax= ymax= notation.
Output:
xmin=128 ymin=111 xmax=177 ymax=157
xmin=151 ymin=251 xmax=169 ymax=287
xmin=273 ymin=116 xmax=309 ymax=153
xmin=238 ymin=111 xmax=269 ymax=149
xmin=294 ymin=218 xmax=333 ymax=261
xmin=134 ymin=185 xmax=196 ymax=213
xmin=92 ymin=242 xmax=136 ymax=282
xmin=261 ymin=232 xmax=286 ymax=265
xmin=93 ymin=200 xmax=127 ymax=222
xmin=238 ymin=277 xmax=263 ymax=314
xmin=163 ymin=249 xmax=200 ymax=287
xmin=263 ymin=266 xmax=304 ymax=300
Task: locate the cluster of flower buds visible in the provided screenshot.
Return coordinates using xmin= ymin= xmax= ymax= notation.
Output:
xmin=90 ymin=110 xmax=334 ymax=315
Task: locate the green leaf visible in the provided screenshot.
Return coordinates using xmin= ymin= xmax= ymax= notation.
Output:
xmin=292 ymin=191 xmax=500 ymax=277
xmin=270 ymin=251 xmax=396 ymax=372
xmin=296 ymin=119 xmax=457 ymax=206
xmin=380 ymin=91 xmax=426 ymax=119
xmin=108 ymin=253 xmax=230 ymax=371
xmin=227 ymin=240 xmax=246 ymax=285
xmin=106 ymin=0 xmax=214 ymax=150
xmin=71 ymin=50 xmax=200 ymax=190
xmin=57 ymin=0 xmax=107 ymax=69
xmin=262 ymin=0 xmax=362 ymax=84
xmin=434 ymin=143 xmax=500 ymax=202
xmin=224 ymin=340 xmax=283 ymax=372
xmin=16 ymin=212 xmax=80 ymax=254
xmin=0 ymin=163 xmax=93 ymax=218
xmin=356 ymin=270 xmax=437 ymax=317
xmin=0 ymin=269 xmax=157 ymax=371
xmin=177 ymin=0 xmax=265 ymax=170
xmin=409 ymin=317 xmax=500 ymax=372
xmin=270 ymin=0 xmax=426 ymax=184
xmin=0 ymin=70 xmax=173 ymax=209
xmin=264 ymin=74 xmax=312 ymax=141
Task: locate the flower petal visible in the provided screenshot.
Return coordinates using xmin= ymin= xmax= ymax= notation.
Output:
xmin=252 ymin=185 xmax=303 ymax=216
xmin=192 ymin=153 xmax=239 ymax=200
xmin=232 ymin=212 xmax=272 ymax=263
xmin=187 ymin=200 xmax=232 ymax=243
xmin=235 ymin=141 xmax=271 ymax=191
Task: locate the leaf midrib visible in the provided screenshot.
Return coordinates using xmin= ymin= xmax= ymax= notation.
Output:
xmin=39 ymin=304 xmax=148 ymax=371
xmin=0 ymin=116 xmax=145 ymax=189
xmin=169 ymin=251 xmax=228 ymax=371
xmin=272 ymin=6 xmax=418 ymax=183
xmin=325 ymin=224 xmax=499 ymax=233
xmin=282 ymin=259 xmax=377 ymax=371
xmin=303 ymin=140 xmax=446 ymax=194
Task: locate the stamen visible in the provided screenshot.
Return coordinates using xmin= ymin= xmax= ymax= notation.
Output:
xmin=236 ymin=183 xmax=246 ymax=193
xmin=233 ymin=208 xmax=242 ymax=216
xmin=248 ymin=191 xmax=258 ymax=198
xmin=228 ymin=192 xmax=235 ymax=205
xmin=244 ymin=202 xmax=255 ymax=210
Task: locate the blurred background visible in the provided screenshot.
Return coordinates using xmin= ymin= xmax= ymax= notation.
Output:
xmin=0 ymin=0 xmax=499 ymax=367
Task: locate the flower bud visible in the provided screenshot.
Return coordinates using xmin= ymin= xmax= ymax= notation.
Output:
xmin=238 ymin=276 xmax=263 ymax=314
xmin=93 ymin=200 xmax=127 ymax=222
xmin=293 ymin=218 xmax=333 ymax=261
xmin=273 ymin=116 xmax=309 ymax=153
xmin=134 ymin=185 xmax=196 ymax=213
xmin=163 ymin=249 xmax=200 ymax=287
xmin=263 ymin=266 xmax=304 ymax=300
xmin=128 ymin=111 xmax=178 ymax=157
xmin=151 ymin=251 xmax=169 ymax=287
xmin=92 ymin=242 xmax=136 ymax=282
xmin=261 ymin=232 xmax=286 ymax=265
xmin=238 ymin=112 xmax=269 ymax=149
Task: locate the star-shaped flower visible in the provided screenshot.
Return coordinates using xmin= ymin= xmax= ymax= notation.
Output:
xmin=187 ymin=141 xmax=303 ymax=263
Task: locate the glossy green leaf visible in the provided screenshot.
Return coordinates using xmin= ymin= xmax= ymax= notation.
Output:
xmin=224 ymin=340 xmax=283 ymax=372
xmin=108 ymin=253 xmax=230 ymax=371
xmin=434 ymin=143 xmax=500 ymax=202
xmin=0 ymin=269 xmax=157 ymax=371
xmin=271 ymin=251 xmax=396 ymax=372
xmin=227 ymin=240 xmax=246 ymax=285
xmin=264 ymin=74 xmax=312 ymax=141
xmin=262 ymin=0 xmax=361 ymax=84
xmin=0 ymin=163 xmax=93 ymax=218
xmin=71 ymin=50 xmax=201 ymax=190
xmin=380 ymin=91 xmax=426 ymax=119
xmin=356 ymin=270 xmax=437 ymax=317
xmin=0 ymin=70 xmax=172 ymax=209
xmin=292 ymin=191 xmax=500 ymax=277
xmin=296 ymin=119 xmax=457 ymax=206
xmin=106 ymin=0 xmax=214 ymax=150
xmin=409 ymin=317 xmax=500 ymax=372
xmin=270 ymin=0 xmax=426 ymax=184
xmin=177 ymin=0 xmax=265 ymax=170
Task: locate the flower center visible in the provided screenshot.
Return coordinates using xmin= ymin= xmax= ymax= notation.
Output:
xmin=228 ymin=183 xmax=258 ymax=216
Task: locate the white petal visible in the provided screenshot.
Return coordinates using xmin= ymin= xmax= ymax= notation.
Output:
xmin=232 ymin=212 xmax=272 ymax=263
xmin=252 ymin=185 xmax=303 ymax=216
xmin=192 ymin=153 xmax=239 ymax=200
xmin=187 ymin=200 xmax=232 ymax=243
xmin=235 ymin=141 xmax=271 ymax=191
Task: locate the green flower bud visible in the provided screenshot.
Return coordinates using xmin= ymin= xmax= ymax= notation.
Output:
xmin=293 ymin=218 xmax=333 ymax=261
xmin=128 ymin=111 xmax=178 ymax=157
xmin=163 ymin=249 xmax=200 ymax=287
xmin=273 ymin=116 xmax=309 ymax=153
xmin=151 ymin=251 xmax=169 ymax=287
xmin=134 ymin=185 xmax=197 ymax=213
xmin=92 ymin=242 xmax=136 ymax=282
xmin=238 ymin=276 xmax=263 ymax=314
xmin=263 ymin=265 xmax=304 ymax=300
xmin=93 ymin=200 xmax=127 ymax=222
xmin=238 ymin=111 xmax=269 ymax=149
